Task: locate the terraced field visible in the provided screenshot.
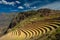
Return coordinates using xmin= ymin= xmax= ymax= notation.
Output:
xmin=0 ymin=18 xmax=60 ymax=40
xmin=0 ymin=9 xmax=60 ymax=40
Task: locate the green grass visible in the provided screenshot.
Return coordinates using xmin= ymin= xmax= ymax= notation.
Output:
xmin=37 ymin=27 xmax=60 ymax=40
xmin=8 ymin=13 xmax=60 ymax=32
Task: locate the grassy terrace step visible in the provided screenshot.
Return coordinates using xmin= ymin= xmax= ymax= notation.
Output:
xmin=0 ymin=19 xmax=60 ymax=40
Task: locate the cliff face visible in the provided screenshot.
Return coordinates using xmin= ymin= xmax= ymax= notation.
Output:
xmin=0 ymin=13 xmax=16 ymax=37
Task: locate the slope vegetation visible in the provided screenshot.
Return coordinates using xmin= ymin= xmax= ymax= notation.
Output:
xmin=0 ymin=8 xmax=60 ymax=40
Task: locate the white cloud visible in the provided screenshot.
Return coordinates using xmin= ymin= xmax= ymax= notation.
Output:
xmin=0 ymin=1 xmax=2 ymax=4
xmin=18 ymin=6 xmax=24 ymax=9
xmin=1 ymin=0 xmax=21 ymax=6
xmin=16 ymin=1 xmax=20 ymax=4
xmin=2 ymin=0 xmax=8 ymax=4
xmin=33 ymin=6 xmax=36 ymax=8
xmin=24 ymin=1 xmax=41 ymax=8
xmin=31 ymin=1 xmax=42 ymax=5
xmin=0 ymin=0 xmax=21 ymax=6
xmin=40 ymin=1 xmax=60 ymax=10
xmin=24 ymin=3 xmax=30 ymax=8
xmin=1 ymin=0 xmax=15 ymax=6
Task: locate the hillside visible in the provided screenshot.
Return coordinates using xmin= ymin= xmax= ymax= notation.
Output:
xmin=9 ymin=8 xmax=60 ymax=30
xmin=0 ymin=13 xmax=17 ymax=37
xmin=0 ymin=8 xmax=60 ymax=40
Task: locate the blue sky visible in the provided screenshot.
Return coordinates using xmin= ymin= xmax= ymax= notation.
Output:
xmin=0 ymin=0 xmax=60 ymax=12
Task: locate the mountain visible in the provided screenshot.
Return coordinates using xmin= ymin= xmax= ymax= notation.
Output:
xmin=0 ymin=8 xmax=60 ymax=40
